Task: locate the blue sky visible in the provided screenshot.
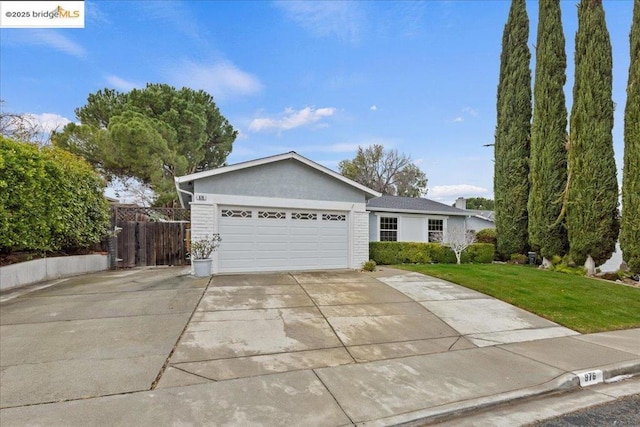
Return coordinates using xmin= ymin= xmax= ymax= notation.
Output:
xmin=0 ymin=1 xmax=633 ymax=204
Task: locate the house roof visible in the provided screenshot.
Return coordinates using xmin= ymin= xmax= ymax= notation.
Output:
xmin=468 ymin=209 xmax=494 ymax=221
xmin=367 ymin=195 xmax=471 ymax=217
xmin=174 ymin=151 xmax=382 ymax=207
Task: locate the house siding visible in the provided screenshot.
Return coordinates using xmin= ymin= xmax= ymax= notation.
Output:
xmin=466 ymin=216 xmax=495 ymax=232
xmin=369 ymin=211 xmax=472 ymax=243
xmin=194 ymin=159 xmax=366 ymax=204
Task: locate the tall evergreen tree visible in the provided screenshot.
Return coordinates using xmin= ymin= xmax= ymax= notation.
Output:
xmin=567 ymin=0 xmax=619 ymax=274
xmin=621 ymin=0 xmax=640 ymax=273
xmin=494 ymin=0 xmax=532 ymax=258
xmin=528 ymin=0 xmax=569 ymax=265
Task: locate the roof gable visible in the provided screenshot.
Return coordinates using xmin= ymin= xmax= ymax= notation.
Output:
xmin=175 ymin=152 xmax=381 ymax=207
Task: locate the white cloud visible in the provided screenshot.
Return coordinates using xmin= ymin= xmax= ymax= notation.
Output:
xmin=138 ymin=1 xmax=207 ymax=43
xmin=463 ymin=107 xmax=479 ymax=117
xmin=105 ymin=75 xmax=138 ymax=92
xmin=452 ymin=117 xmax=464 ymax=123
xmin=27 ymin=113 xmax=71 ymax=133
xmin=249 ymin=107 xmax=336 ymax=132
xmin=22 ymin=30 xmax=86 ymax=58
xmin=168 ymin=60 xmax=262 ymax=100
xmin=85 ymin=1 xmax=111 ymax=26
xmin=370 ymin=105 xmax=378 ymax=111
xmin=275 ymin=1 xmax=364 ymax=44
xmin=429 ymin=184 xmax=489 ymax=198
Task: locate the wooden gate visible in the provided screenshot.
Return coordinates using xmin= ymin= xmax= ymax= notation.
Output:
xmin=113 ymin=206 xmax=190 ymax=268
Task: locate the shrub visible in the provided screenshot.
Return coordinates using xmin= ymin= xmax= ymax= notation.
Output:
xmin=509 ymin=253 xmax=528 ymax=265
xmin=475 ymin=228 xmax=497 ymax=245
xmin=369 ymin=242 xmax=493 ymax=265
xmin=0 ymin=137 xmax=110 ymax=253
xmin=362 ymin=259 xmax=377 ymax=272
xmin=461 ymin=243 xmax=495 ymax=264
xmin=550 ymin=255 xmax=563 ymax=266
xmin=190 ymin=234 xmax=222 ymax=259
xmin=549 ymin=263 xmax=586 ymax=276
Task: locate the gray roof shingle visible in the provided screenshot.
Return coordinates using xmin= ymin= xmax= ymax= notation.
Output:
xmin=366 ymin=195 xmax=469 ymax=215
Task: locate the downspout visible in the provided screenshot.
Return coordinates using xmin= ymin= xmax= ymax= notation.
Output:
xmin=176 ymin=183 xmax=195 ymax=274
xmin=175 ymin=182 xmax=194 ymax=209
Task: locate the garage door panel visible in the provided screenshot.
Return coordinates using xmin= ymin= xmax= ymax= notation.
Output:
xmin=255 ymin=227 xmax=288 ymax=236
xmin=290 ymin=242 xmax=319 ymax=251
xmin=223 ymin=243 xmax=255 ymax=252
xmin=224 ymin=224 xmax=255 ymax=236
xmin=255 ymin=243 xmax=290 ymax=252
xmin=218 ymin=207 xmax=349 ymax=273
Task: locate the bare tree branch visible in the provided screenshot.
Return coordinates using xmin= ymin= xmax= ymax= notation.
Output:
xmin=432 ymin=225 xmax=477 ymax=264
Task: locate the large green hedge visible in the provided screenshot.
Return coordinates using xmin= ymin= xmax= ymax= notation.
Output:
xmin=0 ymin=137 xmax=110 ymax=253
xmin=369 ymin=242 xmax=494 ymax=265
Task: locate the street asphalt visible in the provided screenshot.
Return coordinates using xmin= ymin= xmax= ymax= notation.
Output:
xmin=0 ymin=266 xmax=638 ymax=426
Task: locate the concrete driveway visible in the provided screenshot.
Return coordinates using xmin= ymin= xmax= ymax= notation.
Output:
xmin=0 ymin=267 xmax=209 ymax=408
xmin=156 ymin=268 xmax=577 ymax=389
xmin=5 ymin=266 xmax=636 ymax=426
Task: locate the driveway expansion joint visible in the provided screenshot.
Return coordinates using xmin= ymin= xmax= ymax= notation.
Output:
xmin=150 ymin=275 xmax=213 ymax=390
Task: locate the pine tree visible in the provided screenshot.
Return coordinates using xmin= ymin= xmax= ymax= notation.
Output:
xmin=567 ymin=0 xmax=619 ymax=274
xmin=494 ymin=0 xmax=531 ymax=258
xmin=528 ymin=0 xmax=569 ymax=264
xmin=621 ymin=0 xmax=640 ymax=273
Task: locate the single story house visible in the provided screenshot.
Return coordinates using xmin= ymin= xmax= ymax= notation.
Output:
xmin=175 ymin=152 xmax=381 ymax=274
xmin=367 ymin=196 xmax=494 ymax=243
xmin=176 ymin=152 xmax=494 ymax=274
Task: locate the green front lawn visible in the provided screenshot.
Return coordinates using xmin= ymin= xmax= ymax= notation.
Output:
xmin=395 ymin=263 xmax=640 ymax=333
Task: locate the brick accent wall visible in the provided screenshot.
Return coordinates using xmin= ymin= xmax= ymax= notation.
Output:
xmin=190 ymin=203 xmax=216 ymax=240
xmin=352 ymin=210 xmax=369 ymax=268
xmin=189 ymin=203 xmax=216 ymax=275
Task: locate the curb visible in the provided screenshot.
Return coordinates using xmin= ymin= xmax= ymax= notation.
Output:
xmin=358 ymin=359 xmax=640 ymax=427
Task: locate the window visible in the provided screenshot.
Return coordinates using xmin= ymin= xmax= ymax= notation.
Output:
xmin=428 ymin=219 xmax=444 ymax=242
xmin=322 ymin=213 xmax=346 ymax=221
xmin=380 ymin=217 xmax=398 ymax=241
xmin=258 ymin=211 xmax=286 ymax=219
xmin=221 ymin=209 xmax=251 ymax=218
xmin=292 ymin=212 xmax=317 ymax=220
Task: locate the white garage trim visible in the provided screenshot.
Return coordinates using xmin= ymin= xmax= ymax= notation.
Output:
xmin=191 ymin=193 xmax=365 ymax=212
xmin=190 ymin=197 xmax=369 ymax=274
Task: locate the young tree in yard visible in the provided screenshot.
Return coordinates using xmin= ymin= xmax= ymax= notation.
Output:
xmin=52 ymin=84 xmax=237 ymax=206
xmin=494 ymin=0 xmax=531 ymax=259
xmin=567 ymin=0 xmax=619 ymax=275
xmin=338 ymin=144 xmax=427 ymax=196
xmin=621 ymin=0 xmax=640 ymax=274
xmin=528 ymin=0 xmax=569 ymax=267
xmin=0 ymin=101 xmax=53 ymax=145
xmin=433 ymin=226 xmax=477 ymax=265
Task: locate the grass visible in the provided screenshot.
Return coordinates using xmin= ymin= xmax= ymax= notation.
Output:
xmin=395 ymin=263 xmax=640 ymax=333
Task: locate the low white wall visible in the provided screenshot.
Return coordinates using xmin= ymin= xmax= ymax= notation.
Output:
xmin=0 ymin=254 xmax=109 ymax=291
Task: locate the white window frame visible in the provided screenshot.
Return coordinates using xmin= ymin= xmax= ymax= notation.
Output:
xmin=379 ymin=215 xmax=399 ymax=242
xmin=427 ymin=217 xmax=447 ymax=242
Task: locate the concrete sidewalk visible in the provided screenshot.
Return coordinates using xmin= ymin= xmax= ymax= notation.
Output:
xmin=0 ymin=267 xmax=638 ymax=426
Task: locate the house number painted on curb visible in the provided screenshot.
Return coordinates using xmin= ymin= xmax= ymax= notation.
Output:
xmin=576 ymin=369 xmax=603 ymax=387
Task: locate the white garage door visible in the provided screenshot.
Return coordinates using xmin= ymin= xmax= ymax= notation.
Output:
xmin=218 ymin=207 xmax=349 ymax=273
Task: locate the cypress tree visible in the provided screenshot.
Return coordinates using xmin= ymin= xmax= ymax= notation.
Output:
xmin=494 ymin=0 xmax=531 ymax=258
xmin=567 ymin=0 xmax=619 ymax=273
xmin=621 ymin=0 xmax=640 ymax=273
xmin=528 ymin=0 xmax=569 ymax=264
